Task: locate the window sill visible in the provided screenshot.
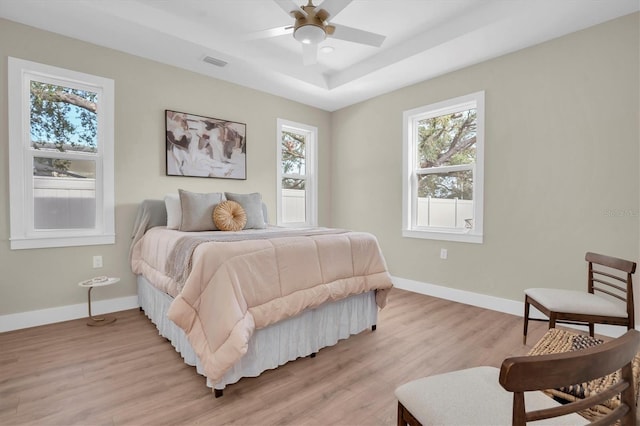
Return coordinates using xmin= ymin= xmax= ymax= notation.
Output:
xmin=402 ymin=229 xmax=483 ymax=244
xmin=10 ymin=234 xmax=115 ymax=250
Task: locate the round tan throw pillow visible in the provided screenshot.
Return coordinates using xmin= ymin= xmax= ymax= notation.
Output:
xmin=213 ymin=200 xmax=247 ymax=231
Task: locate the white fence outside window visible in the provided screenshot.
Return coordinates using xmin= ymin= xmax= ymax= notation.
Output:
xmin=281 ymin=189 xmax=473 ymax=229
xmin=416 ymin=197 xmax=473 ymax=229
xmin=33 ymin=176 xmax=96 ymax=229
xmin=282 ymin=188 xmax=305 ymax=224
xmin=34 ymin=180 xmax=472 ymax=230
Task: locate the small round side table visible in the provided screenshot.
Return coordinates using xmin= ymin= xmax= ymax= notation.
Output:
xmin=78 ymin=277 xmax=120 ymax=326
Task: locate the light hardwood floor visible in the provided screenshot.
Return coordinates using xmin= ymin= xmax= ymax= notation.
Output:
xmin=0 ymin=288 xmax=553 ymax=425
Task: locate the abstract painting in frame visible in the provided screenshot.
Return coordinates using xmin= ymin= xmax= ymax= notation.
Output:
xmin=166 ymin=110 xmax=246 ymax=179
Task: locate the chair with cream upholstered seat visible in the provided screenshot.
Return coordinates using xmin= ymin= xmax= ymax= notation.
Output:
xmin=395 ymin=330 xmax=640 ymax=425
xmin=523 ymin=252 xmax=636 ymax=345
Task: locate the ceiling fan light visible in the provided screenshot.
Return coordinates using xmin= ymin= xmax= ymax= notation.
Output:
xmin=294 ymin=24 xmax=325 ymax=44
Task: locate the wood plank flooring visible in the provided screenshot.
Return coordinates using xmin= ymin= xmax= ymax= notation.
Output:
xmin=0 ymin=288 xmax=553 ymax=425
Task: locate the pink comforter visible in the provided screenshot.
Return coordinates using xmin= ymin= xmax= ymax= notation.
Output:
xmin=165 ymin=231 xmax=393 ymax=383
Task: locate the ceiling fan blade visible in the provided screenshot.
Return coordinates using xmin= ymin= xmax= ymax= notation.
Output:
xmin=317 ymin=0 xmax=353 ymax=19
xmin=273 ymin=0 xmax=307 ymax=17
xmin=302 ymin=43 xmax=318 ymax=66
xmin=246 ymin=26 xmax=293 ymax=40
xmin=329 ymin=24 xmax=386 ymax=47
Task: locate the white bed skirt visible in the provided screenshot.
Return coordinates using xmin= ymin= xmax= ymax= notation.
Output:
xmin=137 ymin=275 xmax=378 ymax=390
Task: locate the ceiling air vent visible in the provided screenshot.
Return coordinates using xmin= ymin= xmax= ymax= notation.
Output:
xmin=203 ymin=56 xmax=228 ymax=67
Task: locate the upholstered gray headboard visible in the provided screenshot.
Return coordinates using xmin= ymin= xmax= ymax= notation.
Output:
xmin=131 ymin=198 xmax=269 ymax=246
xmin=130 ymin=199 xmax=167 ymax=249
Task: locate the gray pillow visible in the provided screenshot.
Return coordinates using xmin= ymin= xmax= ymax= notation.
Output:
xmin=224 ymin=192 xmax=267 ymax=229
xmin=178 ymin=189 xmax=224 ymax=231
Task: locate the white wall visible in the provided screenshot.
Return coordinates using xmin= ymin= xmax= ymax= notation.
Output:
xmin=330 ymin=13 xmax=640 ymax=324
xmin=0 ymin=18 xmax=331 ymax=319
xmin=1 ymin=13 xmax=639 ymax=331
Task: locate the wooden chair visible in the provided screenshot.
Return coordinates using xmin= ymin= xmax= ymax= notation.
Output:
xmin=523 ymin=252 xmax=636 ymax=344
xmin=395 ymin=329 xmax=640 ymax=425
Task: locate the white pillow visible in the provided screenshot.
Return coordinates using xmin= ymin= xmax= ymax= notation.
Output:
xmin=164 ymin=193 xmax=181 ymax=229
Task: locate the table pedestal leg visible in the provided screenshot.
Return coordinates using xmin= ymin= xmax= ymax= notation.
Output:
xmin=86 ymin=286 xmax=116 ymax=326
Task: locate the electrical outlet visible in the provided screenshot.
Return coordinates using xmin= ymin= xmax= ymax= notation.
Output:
xmin=93 ymin=255 xmax=103 ymax=268
xmin=440 ymin=249 xmax=448 ymax=260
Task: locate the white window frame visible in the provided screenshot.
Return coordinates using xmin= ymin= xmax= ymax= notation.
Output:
xmin=402 ymin=91 xmax=485 ymax=243
xmin=8 ymin=57 xmax=115 ymax=249
xmin=276 ymin=118 xmax=318 ymax=227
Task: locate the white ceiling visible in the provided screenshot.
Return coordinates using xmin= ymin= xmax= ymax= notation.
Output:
xmin=1 ymin=0 xmax=638 ymax=111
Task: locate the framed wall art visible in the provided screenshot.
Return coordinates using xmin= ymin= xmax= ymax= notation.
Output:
xmin=166 ymin=109 xmax=246 ymax=179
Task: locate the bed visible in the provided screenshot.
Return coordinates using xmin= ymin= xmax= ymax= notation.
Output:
xmin=129 ymin=194 xmax=393 ymax=396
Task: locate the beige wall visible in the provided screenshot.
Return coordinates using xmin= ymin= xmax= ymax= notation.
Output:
xmin=0 ymin=18 xmax=331 ymax=315
xmin=1 ymin=13 xmax=639 ymax=322
xmin=331 ymin=13 xmax=640 ymax=313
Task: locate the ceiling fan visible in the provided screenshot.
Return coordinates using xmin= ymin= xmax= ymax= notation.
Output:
xmin=255 ymin=0 xmax=386 ymax=66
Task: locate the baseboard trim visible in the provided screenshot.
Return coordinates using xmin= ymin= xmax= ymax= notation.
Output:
xmin=0 ymin=295 xmax=139 ymax=333
xmin=3 ymin=278 xmax=637 ymax=337
xmin=391 ymin=275 xmax=638 ymax=338
xmin=392 ymin=276 xmax=524 ymax=316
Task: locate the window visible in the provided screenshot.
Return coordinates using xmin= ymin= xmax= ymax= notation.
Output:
xmin=8 ymin=57 xmax=115 ymax=249
xmin=276 ymin=119 xmax=317 ymax=227
xmin=403 ymin=91 xmax=484 ymax=243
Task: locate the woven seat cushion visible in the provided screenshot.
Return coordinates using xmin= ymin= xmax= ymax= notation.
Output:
xmin=525 ymin=288 xmax=627 ymax=317
xmin=395 ymin=366 xmax=585 ymax=425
